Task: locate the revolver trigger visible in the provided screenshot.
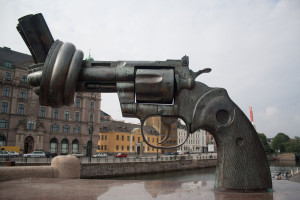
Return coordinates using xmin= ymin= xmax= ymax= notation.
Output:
xmin=159 ymin=116 xmax=178 ymax=144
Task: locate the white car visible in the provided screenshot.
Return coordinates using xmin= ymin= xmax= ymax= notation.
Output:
xmin=92 ymin=153 xmax=107 ymax=158
xmin=0 ymin=151 xmax=9 ymax=158
xmin=8 ymin=151 xmax=20 ymax=157
xmin=69 ymin=152 xmax=84 ymax=158
xmin=23 ymin=151 xmax=46 ymax=158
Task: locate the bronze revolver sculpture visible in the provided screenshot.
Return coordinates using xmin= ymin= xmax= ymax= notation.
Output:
xmin=17 ymin=13 xmax=272 ymax=191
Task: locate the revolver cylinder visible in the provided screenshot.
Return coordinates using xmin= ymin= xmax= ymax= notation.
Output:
xmin=135 ymin=69 xmax=174 ymax=104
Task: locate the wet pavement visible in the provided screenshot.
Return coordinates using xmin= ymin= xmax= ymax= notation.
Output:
xmin=0 ymin=178 xmax=299 ymax=200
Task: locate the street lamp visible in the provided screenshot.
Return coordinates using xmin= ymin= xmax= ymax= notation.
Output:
xmin=88 ymin=126 xmax=93 ymax=163
xmin=156 ymin=137 xmax=159 ymax=160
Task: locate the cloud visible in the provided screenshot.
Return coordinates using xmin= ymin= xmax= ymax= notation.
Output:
xmin=264 ymin=106 xmax=279 ymax=120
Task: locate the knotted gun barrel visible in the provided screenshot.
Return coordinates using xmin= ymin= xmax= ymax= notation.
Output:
xmin=17 ymin=13 xmax=272 ymax=191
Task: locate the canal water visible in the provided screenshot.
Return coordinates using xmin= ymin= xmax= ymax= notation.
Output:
xmin=104 ymin=161 xmax=300 ymax=181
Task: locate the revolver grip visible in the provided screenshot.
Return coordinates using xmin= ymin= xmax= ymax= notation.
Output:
xmin=192 ymin=87 xmax=272 ymax=191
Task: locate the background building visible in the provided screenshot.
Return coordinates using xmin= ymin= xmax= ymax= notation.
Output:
xmin=0 ymin=47 xmax=101 ymax=156
xmin=98 ymin=120 xmax=161 ymax=155
xmin=145 ymin=116 xmax=177 ymax=154
xmin=100 ymin=110 xmax=112 ymax=122
xmin=206 ymin=132 xmax=217 ymax=152
xmin=177 ymin=121 xmax=207 ymax=153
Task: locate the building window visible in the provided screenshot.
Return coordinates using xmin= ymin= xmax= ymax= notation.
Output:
xmin=73 ymin=126 xmax=80 ymax=134
xmin=121 ymin=146 xmax=124 ymax=150
xmin=116 ymin=145 xmax=119 ymax=150
xmin=105 ymin=135 xmax=107 ymax=140
xmin=51 ymin=124 xmax=59 ymax=132
xmin=132 ymin=146 xmax=135 ymax=151
xmin=104 ymin=145 xmax=107 ymax=150
xmin=72 ymin=140 xmax=79 ymax=153
xmin=133 ymin=136 xmax=135 ymax=141
xmin=18 ymin=104 xmax=25 ymax=115
xmin=76 ymin=99 xmax=80 ymax=108
xmin=50 ymin=138 xmax=58 ymax=153
xmin=61 ymin=139 xmax=69 ymax=155
xmin=88 ymin=127 xmax=93 ymax=135
xmin=116 ymin=135 xmax=119 ymax=140
xmin=40 ymin=107 xmax=46 ymax=117
xmin=1 ymin=102 xmax=8 ymax=113
xmin=19 ymin=90 xmax=26 ymax=99
xmin=127 ymin=146 xmax=129 ymax=151
xmin=122 ymin=135 xmax=124 ymax=141
xmin=5 ymin=72 xmax=11 ymax=81
xmin=65 ymin=111 xmax=70 ymax=120
xmin=89 ymin=113 xmax=94 ymax=122
xmin=27 ymin=121 xmax=34 ymax=130
xmin=138 ymin=137 xmax=140 ymax=142
xmin=63 ymin=125 xmax=70 ymax=133
xmin=53 ymin=109 xmax=59 ymax=119
xmin=3 ymin=87 xmax=10 ymax=96
xmin=22 ymin=75 xmax=27 ymax=82
xmin=0 ymin=120 xmax=8 ymax=128
xmin=75 ymin=112 xmax=80 ymax=121
xmin=90 ymin=102 xmax=94 ymax=109
xmin=4 ymin=61 xmax=13 ymax=68
xmin=127 ymin=136 xmax=130 ymax=141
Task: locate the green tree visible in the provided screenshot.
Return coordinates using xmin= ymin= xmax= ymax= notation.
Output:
xmin=272 ymin=133 xmax=290 ymax=153
xmin=258 ymin=133 xmax=272 ymax=153
xmin=284 ymin=136 xmax=300 ymax=153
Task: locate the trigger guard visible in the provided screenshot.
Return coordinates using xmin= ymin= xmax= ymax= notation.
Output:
xmin=140 ymin=119 xmax=191 ymax=150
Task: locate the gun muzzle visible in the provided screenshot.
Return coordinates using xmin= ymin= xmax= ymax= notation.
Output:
xmin=17 ymin=13 xmax=54 ymax=63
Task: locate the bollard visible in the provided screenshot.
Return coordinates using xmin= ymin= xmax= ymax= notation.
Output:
xmin=51 ymin=156 xmax=80 ymax=178
xmin=6 ymin=161 xmax=16 ymax=166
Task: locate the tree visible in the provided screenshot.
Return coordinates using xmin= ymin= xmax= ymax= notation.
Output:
xmin=258 ymin=133 xmax=272 ymax=153
xmin=284 ymin=136 xmax=300 ymax=153
xmin=272 ymin=133 xmax=290 ymax=153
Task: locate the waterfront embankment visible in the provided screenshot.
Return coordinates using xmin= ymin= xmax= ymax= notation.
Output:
xmin=81 ymin=158 xmax=217 ymax=178
xmin=0 ymin=155 xmax=217 ymax=181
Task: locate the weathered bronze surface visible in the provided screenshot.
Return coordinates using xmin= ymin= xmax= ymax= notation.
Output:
xmin=17 ymin=13 xmax=272 ymax=191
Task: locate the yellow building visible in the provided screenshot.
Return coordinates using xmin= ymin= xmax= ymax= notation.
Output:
xmin=97 ymin=121 xmax=161 ymax=155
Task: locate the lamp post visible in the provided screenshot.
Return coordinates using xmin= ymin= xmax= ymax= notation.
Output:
xmin=88 ymin=126 xmax=93 ymax=163
xmin=156 ymin=138 xmax=158 ymax=160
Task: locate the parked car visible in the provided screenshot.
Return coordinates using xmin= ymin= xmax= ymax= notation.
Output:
xmin=115 ymin=153 xmax=127 ymax=158
xmin=45 ymin=152 xmax=57 ymax=158
xmin=70 ymin=152 xmax=84 ymax=158
xmin=8 ymin=151 xmax=19 ymax=157
xmin=0 ymin=151 xmax=9 ymax=158
xmin=23 ymin=151 xmax=46 ymax=158
xmin=92 ymin=153 xmax=108 ymax=158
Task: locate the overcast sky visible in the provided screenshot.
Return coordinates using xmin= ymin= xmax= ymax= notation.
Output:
xmin=1 ymin=0 xmax=299 ymax=138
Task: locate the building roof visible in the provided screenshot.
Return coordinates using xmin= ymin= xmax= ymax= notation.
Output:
xmin=0 ymin=47 xmax=33 ymax=69
xmin=100 ymin=110 xmax=111 ymax=117
xmin=100 ymin=121 xmax=159 ymax=135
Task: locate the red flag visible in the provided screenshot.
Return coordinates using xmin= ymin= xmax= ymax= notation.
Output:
xmin=249 ymin=106 xmax=254 ymax=123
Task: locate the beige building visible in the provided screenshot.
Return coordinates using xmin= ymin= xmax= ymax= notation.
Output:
xmin=0 ymin=47 xmax=101 ymax=156
xmin=145 ymin=116 xmax=178 ymax=154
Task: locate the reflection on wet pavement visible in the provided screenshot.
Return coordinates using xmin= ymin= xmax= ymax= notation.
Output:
xmin=0 ymin=178 xmax=299 ymax=200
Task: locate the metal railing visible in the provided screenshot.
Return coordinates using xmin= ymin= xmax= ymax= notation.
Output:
xmin=0 ymin=154 xmax=217 ymax=165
